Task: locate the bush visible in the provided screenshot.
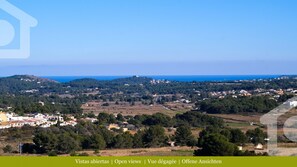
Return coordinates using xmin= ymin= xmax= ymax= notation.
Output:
xmin=78 ymin=152 xmax=89 ymax=156
xmin=102 ymin=103 xmax=109 ymax=107
xmin=198 ymin=96 xmax=278 ymax=114
xmin=112 ymin=132 xmax=133 ymax=149
xmin=82 ymin=134 xmax=106 ymax=150
xmin=48 ymin=151 xmax=58 ymax=156
xmin=22 ymin=143 xmax=39 ymax=154
xmin=143 ymin=125 xmax=168 ymax=147
xmin=94 ymin=149 xmax=100 ymax=154
xmin=246 ymin=128 xmax=266 ymax=144
xmin=175 ymin=111 xmax=224 ymax=127
xmin=175 ymin=125 xmax=196 ymax=146
xmin=70 ymin=152 xmax=77 ymax=156
xmin=3 ymin=145 xmax=13 ymax=153
xmin=195 ymin=133 xmax=238 ymax=156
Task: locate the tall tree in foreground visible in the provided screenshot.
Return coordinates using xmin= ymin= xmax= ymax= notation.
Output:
xmin=97 ymin=113 xmax=116 ymax=125
xmin=246 ymin=128 xmax=266 ymax=145
xmin=143 ymin=125 xmax=167 ymax=148
xmin=56 ymin=133 xmax=80 ymax=154
xmin=133 ymin=131 xmax=145 ymax=148
xmin=174 ymin=125 xmax=196 ymax=146
xmin=194 ymin=133 xmax=238 ymax=156
xmin=112 ymin=132 xmax=133 ymax=149
xmin=33 ymin=130 xmax=58 ymax=153
xmin=82 ymin=134 xmax=106 ymax=150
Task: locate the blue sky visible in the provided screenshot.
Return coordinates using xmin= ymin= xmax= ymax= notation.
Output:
xmin=0 ymin=0 xmax=297 ymax=75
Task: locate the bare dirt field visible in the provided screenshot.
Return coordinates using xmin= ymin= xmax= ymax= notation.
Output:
xmin=209 ymin=109 xmax=297 ymax=134
xmin=209 ymin=113 xmax=262 ymax=123
xmin=82 ymin=101 xmax=192 ymax=117
xmin=208 ymin=113 xmax=263 ymax=131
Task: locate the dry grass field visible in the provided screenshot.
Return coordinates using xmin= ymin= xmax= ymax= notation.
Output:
xmin=78 ymin=147 xmax=195 ymax=156
xmin=209 ymin=113 xmax=262 ymax=123
xmin=208 ymin=113 xmax=263 ymax=132
xmin=82 ymin=101 xmax=192 ymax=117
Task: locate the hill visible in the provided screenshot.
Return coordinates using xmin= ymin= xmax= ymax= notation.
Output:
xmin=0 ymin=75 xmax=60 ymax=94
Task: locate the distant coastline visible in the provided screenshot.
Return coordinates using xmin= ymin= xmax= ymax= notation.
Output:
xmin=42 ymin=75 xmax=283 ymax=83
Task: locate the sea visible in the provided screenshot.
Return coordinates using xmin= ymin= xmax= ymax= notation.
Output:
xmin=43 ymin=75 xmax=281 ymax=83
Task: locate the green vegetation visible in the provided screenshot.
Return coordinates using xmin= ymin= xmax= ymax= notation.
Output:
xmin=142 ymin=125 xmax=168 ymax=148
xmin=175 ymin=111 xmax=224 ymax=127
xmin=31 ymin=122 xmax=113 ymax=154
xmin=111 ymin=132 xmax=134 ymax=149
xmin=195 ymin=126 xmax=267 ymax=156
xmin=195 ymin=133 xmax=239 ymax=156
xmin=128 ymin=113 xmax=174 ymax=127
xmin=0 ymin=75 xmax=294 ymax=117
xmin=20 ymin=123 xmax=169 ymax=155
xmin=2 ymin=145 xmax=13 ymax=153
xmin=246 ymin=128 xmax=267 ymax=144
xmin=0 ymin=75 xmax=294 ymax=156
xmin=127 ymin=111 xmax=223 ymax=128
xmin=97 ymin=113 xmax=116 ymax=125
xmin=227 ymin=129 xmax=247 ymax=145
xmin=198 ymin=96 xmax=278 ymax=114
xmin=0 ymin=95 xmax=82 ymax=115
xmin=0 ymin=115 xmax=269 ymax=156
xmin=82 ymin=134 xmax=106 ymax=150
xmin=174 ymin=125 xmax=196 ymax=146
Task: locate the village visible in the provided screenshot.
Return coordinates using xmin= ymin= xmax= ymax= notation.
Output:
xmin=207 ymin=88 xmax=297 ymax=99
xmin=0 ymin=111 xmax=77 ymax=129
xmin=0 ymin=110 xmax=135 ymax=132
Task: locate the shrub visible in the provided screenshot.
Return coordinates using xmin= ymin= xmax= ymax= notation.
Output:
xmin=3 ymin=145 xmax=13 ymax=153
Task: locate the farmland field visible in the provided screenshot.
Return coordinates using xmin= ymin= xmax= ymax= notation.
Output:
xmin=82 ymin=101 xmax=192 ymax=117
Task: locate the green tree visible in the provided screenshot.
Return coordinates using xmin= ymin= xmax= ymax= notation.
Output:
xmin=198 ymin=96 xmax=278 ymax=114
xmin=56 ymin=133 xmax=80 ymax=154
xmin=229 ymin=129 xmax=247 ymax=145
xmin=116 ymin=113 xmax=125 ymax=122
xmin=198 ymin=126 xmax=220 ymax=147
xmin=97 ymin=113 xmax=116 ymax=125
xmin=143 ymin=125 xmax=167 ymax=147
xmin=82 ymin=134 xmax=106 ymax=150
xmin=3 ymin=145 xmax=13 ymax=153
xmin=175 ymin=125 xmax=196 ymax=146
xmin=97 ymin=127 xmax=114 ymax=147
xmin=175 ymin=111 xmax=224 ymax=128
xmin=246 ymin=128 xmax=266 ymax=144
xmin=142 ymin=113 xmax=173 ymax=127
xmin=33 ymin=131 xmax=58 ymax=153
xmin=194 ymin=133 xmax=238 ymax=156
xmin=97 ymin=113 xmax=110 ymax=124
xmin=112 ymin=132 xmax=133 ymax=148
xmin=133 ymin=131 xmax=144 ymax=148
xmin=48 ymin=151 xmax=57 ymax=156
xmin=220 ymin=129 xmax=231 ymax=139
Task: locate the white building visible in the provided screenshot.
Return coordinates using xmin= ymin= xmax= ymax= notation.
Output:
xmin=288 ymin=101 xmax=297 ymax=108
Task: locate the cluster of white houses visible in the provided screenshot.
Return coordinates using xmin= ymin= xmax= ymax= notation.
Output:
xmin=0 ymin=112 xmax=77 ymax=129
xmin=0 ymin=111 xmax=138 ymax=134
xmin=208 ymin=88 xmax=297 ymax=100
